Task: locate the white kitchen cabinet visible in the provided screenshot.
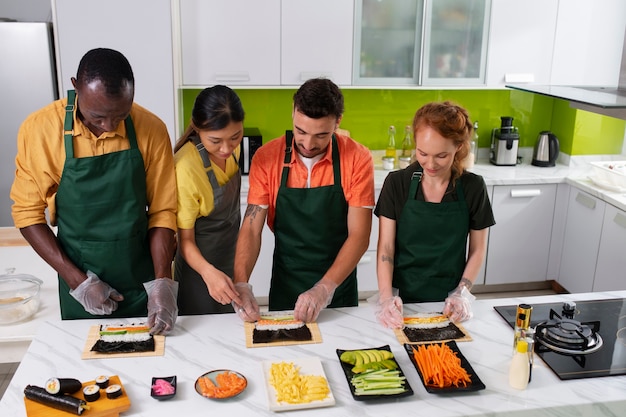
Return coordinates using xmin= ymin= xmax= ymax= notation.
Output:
xmin=179 ymin=0 xmax=281 ymax=86
xmin=281 ymin=0 xmax=354 ymax=86
xmin=593 ymin=204 xmax=626 ymax=291
xmin=550 ymin=0 xmax=626 ymax=86
xmin=53 ymin=0 xmax=177 ymax=142
xmin=485 ymin=184 xmax=557 ymax=285
xmin=485 ymin=0 xmax=558 ymax=86
xmin=179 ymin=0 xmax=354 ymax=87
xmin=558 ymin=189 xmax=605 ymax=293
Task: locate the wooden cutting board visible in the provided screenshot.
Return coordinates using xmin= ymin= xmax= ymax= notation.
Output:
xmin=24 ymin=375 xmax=130 ymax=417
xmin=0 ymin=228 xmax=29 ymax=247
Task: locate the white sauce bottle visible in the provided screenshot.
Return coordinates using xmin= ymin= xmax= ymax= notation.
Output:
xmin=509 ymin=339 xmax=530 ymax=390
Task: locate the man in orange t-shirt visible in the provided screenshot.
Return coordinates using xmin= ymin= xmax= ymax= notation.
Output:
xmin=232 ymin=78 xmax=375 ymax=323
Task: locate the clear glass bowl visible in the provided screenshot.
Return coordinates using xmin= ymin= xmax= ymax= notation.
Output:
xmin=0 ymin=274 xmax=43 ymax=325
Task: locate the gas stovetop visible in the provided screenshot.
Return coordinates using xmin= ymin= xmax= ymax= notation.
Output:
xmin=494 ymin=298 xmax=626 ymax=380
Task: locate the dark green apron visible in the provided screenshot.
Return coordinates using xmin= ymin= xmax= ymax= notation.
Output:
xmin=393 ymin=170 xmax=469 ymax=303
xmin=268 ymin=132 xmax=357 ymax=311
xmin=175 ymin=136 xmax=241 ymax=315
xmin=56 ymin=90 xmax=153 ymax=319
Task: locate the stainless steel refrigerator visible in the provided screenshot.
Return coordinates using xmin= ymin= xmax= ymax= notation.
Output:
xmin=0 ymin=21 xmax=58 ymax=226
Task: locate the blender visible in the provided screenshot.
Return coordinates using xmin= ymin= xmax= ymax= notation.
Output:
xmin=490 ymin=116 xmax=519 ymax=166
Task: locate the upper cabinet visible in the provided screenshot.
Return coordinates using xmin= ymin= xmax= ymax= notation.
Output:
xmin=353 ymin=0 xmax=490 ymax=86
xmin=281 ymin=0 xmax=354 ymax=86
xmin=179 ymin=0 xmax=281 ymax=86
xmin=550 ymin=0 xmax=626 ymax=86
xmin=422 ymin=0 xmax=490 ymax=86
xmin=179 ymin=0 xmax=353 ymax=87
xmin=486 ymin=0 xmax=558 ymax=86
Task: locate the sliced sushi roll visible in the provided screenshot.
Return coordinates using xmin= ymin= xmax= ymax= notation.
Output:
xmin=45 ymin=377 xmax=82 ymax=395
xmin=82 ymin=384 xmax=100 ymax=402
xmin=105 ymin=384 xmax=123 ymax=399
xmin=24 ymin=385 xmax=87 ymax=415
xmin=95 ymin=375 xmax=109 ymax=388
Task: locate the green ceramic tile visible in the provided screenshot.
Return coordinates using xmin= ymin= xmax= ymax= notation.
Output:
xmin=180 ymin=88 xmax=624 ymax=155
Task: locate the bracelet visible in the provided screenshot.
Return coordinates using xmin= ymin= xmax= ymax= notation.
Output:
xmin=459 ymin=277 xmax=473 ymax=290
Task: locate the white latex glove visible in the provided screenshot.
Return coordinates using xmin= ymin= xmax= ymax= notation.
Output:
xmin=232 ymin=282 xmax=260 ymax=322
xmin=443 ymin=285 xmax=476 ymax=322
xmin=143 ymin=278 xmax=179 ymax=335
xmin=369 ymin=290 xmax=404 ymax=329
xmin=293 ymin=280 xmax=337 ymax=323
xmin=69 ymin=270 xmax=124 ymax=315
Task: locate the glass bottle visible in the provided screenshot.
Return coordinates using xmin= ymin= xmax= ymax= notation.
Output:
xmin=399 ymin=125 xmax=414 ymax=169
xmin=385 ymin=125 xmax=396 ymax=158
xmin=471 ymin=121 xmax=479 ymax=164
xmin=509 ymin=339 xmax=530 ymax=390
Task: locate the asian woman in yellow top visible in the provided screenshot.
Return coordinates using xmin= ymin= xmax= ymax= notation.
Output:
xmin=173 ymin=86 xmax=246 ymax=314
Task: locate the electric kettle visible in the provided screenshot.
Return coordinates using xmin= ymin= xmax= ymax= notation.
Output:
xmin=531 ymin=131 xmax=559 ymax=167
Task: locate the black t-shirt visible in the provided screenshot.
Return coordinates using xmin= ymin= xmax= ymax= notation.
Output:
xmin=374 ymin=162 xmax=496 ymax=230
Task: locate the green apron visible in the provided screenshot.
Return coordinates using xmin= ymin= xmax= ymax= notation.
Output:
xmin=268 ymin=131 xmax=357 ymax=311
xmin=56 ymin=90 xmax=154 ymax=319
xmin=175 ymin=136 xmax=240 ymax=315
xmin=393 ymin=170 xmax=469 ymax=302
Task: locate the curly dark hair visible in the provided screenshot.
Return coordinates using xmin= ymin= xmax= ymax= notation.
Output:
xmin=293 ymin=78 xmax=344 ymax=120
xmin=76 ymin=48 xmax=134 ymax=96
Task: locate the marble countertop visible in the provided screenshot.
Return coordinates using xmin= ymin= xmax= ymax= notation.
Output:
xmin=1 ymin=291 xmax=625 ymax=417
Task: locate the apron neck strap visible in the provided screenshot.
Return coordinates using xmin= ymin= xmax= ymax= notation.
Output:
xmin=63 ymin=90 xmax=76 ymax=159
xmin=281 ymin=131 xmax=341 ymax=188
xmin=408 ymin=167 xmax=423 ymax=198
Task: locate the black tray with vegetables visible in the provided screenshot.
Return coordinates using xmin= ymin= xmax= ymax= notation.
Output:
xmin=336 ymin=345 xmax=413 ymax=400
xmin=403 ymin=341 xmax=485 ymax=393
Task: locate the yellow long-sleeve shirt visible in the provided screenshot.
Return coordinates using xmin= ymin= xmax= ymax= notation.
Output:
xmin=10 ymin=97 xmax=177 ymax=231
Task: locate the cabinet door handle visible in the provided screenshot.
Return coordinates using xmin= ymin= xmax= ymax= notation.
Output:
xmin=510 ymin=189 xmax=541 ymax=198
xmin=358 ymin=254 xmax=372 ymax=265
xmin=575 ymin=192 xmax=596 ymax=210
xmin=614 ymin=212 xmax=626 ymax=229
xmin=300 ymin=71 xmax=332 ymax=81
xmin=215 ymin=72 xmax=250 ymax=82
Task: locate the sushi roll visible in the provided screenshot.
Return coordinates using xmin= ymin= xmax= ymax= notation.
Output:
xmin=95 ymin=375 xmax=109 ymax=389
xmin=45 ymin=377 xmax=82 ymax=395
xmin=24 ymin=385 xmax=87 ymax=415
xmin=255 ymin=318 xmax=305 ymax=331
xmin=105 ymin=384 xmax=123 ymax=399
xmin=82 ymin=384 xmax=100 ymax=402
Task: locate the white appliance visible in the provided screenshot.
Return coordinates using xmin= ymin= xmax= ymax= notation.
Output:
xmin=0 ymin=21 xmax=58 ymax=226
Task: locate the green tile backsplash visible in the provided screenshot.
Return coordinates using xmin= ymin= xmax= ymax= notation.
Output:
xmin=180 ymin=88 xmax=625 ymax=155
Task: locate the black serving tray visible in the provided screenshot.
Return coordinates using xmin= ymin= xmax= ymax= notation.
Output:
xmin=404 ymin=341 xmax=485 ymax=393
xmin=336 ymin=344 xmax=413 ymax=401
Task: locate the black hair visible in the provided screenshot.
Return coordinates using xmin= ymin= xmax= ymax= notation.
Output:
xmin=293 ymin=78 xmax=344 ymax=120
xmin=75 ymin=48 xmax=134 ymax=96
xmin=174 ymin=85 xmax=245 ymax=153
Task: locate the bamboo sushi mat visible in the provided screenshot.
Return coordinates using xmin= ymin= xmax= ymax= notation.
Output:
xmin=81 ymin=325 xmax=165 ymax=359
xmin=244 ymin=322 xmax=322 ymax=348
xmin=393 ymin=322 xmax=472 ymax=345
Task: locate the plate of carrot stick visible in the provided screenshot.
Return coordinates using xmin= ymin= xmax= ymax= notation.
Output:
xmin=404 ymin=341 xmax=485 ymax=393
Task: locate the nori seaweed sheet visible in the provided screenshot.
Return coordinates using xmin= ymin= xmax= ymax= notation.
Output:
xmin=252 ymin=325 xmax=312 ymax=344
xmin=24 ymin=385 xmax=86 ymax=415
xmin=90 ymin=336 xmax=155 ymax=353
xmin=403 ymin=322 xmax=465 ymax=343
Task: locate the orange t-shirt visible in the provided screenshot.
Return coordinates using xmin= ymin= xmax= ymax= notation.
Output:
xmin=247 ymin=133 xmax=375 ymax=230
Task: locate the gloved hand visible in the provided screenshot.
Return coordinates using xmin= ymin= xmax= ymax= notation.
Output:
xmin=232 ymin=282 xmax=260 ymax=322
xmin=294 ymin=280 xmax=337 ymax=323
xmin=443 ymin=285 xmax=476 ymax=323
xmin=369 ymin=290 xmax=404 ymax=329
xmin=143 ymin=278 xmax=179 ymax=335
xmin=69 ymin=270 xmax=124 ymax=315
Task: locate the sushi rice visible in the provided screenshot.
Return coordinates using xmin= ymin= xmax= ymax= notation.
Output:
xmin=99 ymin=323 xmax=151 ymax=343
